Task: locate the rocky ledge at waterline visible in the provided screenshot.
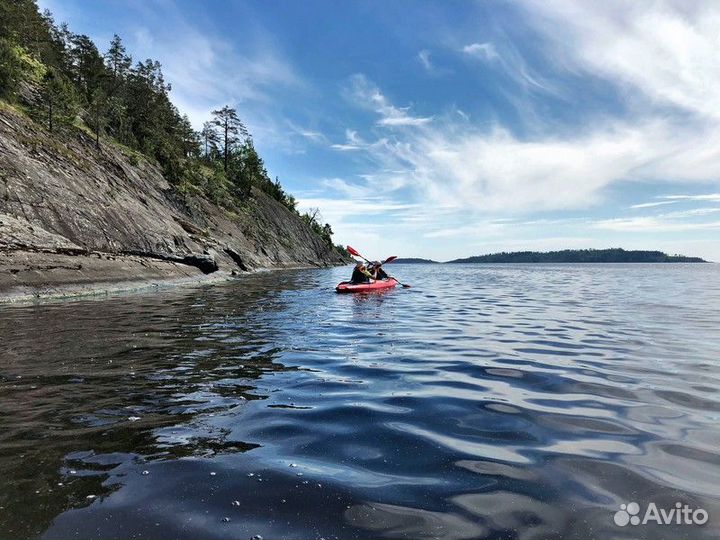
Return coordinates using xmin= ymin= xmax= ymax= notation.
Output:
xmin=0 ymin=107 xmax=348 ymax=302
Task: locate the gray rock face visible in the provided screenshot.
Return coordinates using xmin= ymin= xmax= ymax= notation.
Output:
xmin=0 ymin=107 xmax=348 ymax=298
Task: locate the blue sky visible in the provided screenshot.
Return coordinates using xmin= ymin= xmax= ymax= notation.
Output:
xmin=39 ymin=0 xmax=720 ymax=261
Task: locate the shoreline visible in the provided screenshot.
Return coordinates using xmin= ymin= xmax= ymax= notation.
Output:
xmin=0 ymin=249 xmax=350 ymax=305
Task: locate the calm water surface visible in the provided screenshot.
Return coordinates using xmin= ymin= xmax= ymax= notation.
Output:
xmin=1 ymin=264 xmax=720 ymax=540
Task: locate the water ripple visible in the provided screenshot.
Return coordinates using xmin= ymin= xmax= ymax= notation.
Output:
xmin=1 ymin=264 xmax=719 ymax=539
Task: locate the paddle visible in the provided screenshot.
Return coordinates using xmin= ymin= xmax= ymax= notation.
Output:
xmin=347 ymin=245 xmax=370 ymax=263
xmin=346 ymin=246 xmax=411 ymax=288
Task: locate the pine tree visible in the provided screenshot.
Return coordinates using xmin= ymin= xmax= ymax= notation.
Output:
xmin=0 ymin=38 xmax=22 ymax=99
xmin=104 ymin=34 xmax=131 ymax=80
xmin=201 ymin=121 xmax=219 ymax=160
xmin=40 ymin=67 xmax=77 ymax=132
xmin=67 ymin=33 xmax=105 ymax=102
xmin=89 ymin=87 xmax=107 ymax=148
xmin=211 ymin=105 xmax=247 ymax=172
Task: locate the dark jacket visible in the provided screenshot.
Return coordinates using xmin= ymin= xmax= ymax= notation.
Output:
xmin=351 ymin=267 xmax=372 ymax=283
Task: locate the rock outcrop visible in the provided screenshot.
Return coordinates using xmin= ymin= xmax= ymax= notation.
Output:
xmin=0 ymin=106 xmax=348 ymax=300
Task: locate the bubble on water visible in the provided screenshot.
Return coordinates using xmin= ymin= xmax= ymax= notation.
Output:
xmin=86 ymin=494 xmax=96 ymax=499
xmin=231 ymin=500 xmax=240 ymax=507
xmin=210 ymin=472 xmax=217 ymax=476
xmin=247 ymin=473 xmax=255 ymax=477
xmin=69 ymin=470 xmax=77 ymax=475
xmin=142 ymin=470 xmax=149 ymax=475
xmin=289 ymin=463 xmax=297 ymax=468
xmin=251 ymin=536 xmax=263 ymax=540
xmin=222 ymin=517 xmax=231 ymax=523
xmin=128 ymin=416 xmax=141 ymax=422
xmin=296 ymin=472 xmax=303 ymax=476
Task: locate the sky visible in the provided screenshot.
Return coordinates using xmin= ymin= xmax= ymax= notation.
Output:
xmin=38 ymin=0 xmax=720 ymax=261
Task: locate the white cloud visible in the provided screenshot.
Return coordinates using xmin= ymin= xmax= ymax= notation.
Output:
xmin=320 ymin=178 xmax=368 ymax=198
xmin=336 ymin=0 xmax=720 ymax=220
xmin=340 ymin=95 xmax=720 ymax=213
xmin=630 ymin=201 xmax=679 ymax=209
xmin=418 ymin=49 xmax=433 ymax=71
xmin=87 ymin=3 xmax=304 ymax=129
xmin=520 ymin=0 xmax=720 ymax=120
xmin=462 ymin=42 xmax=498 ymax=61
xmin=592 ymin=217 xmax=720 ymax=233
xmin=378 ymin=116 xmax=432 ymax=127
xmin=346 ymin=74 xmax=432 ymax=127
xmin=661 ymin=193 xmax=720 ymax=202
xmin=286 ymin=121 xmax=327 ymax=144
xmin=330 ymin=143 xmax=362 ymax=151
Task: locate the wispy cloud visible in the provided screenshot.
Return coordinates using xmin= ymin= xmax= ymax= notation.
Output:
xmin=335 ymin=77 xmax=720 ymax=213
xmin=417 ymin=49 xmax=433 ymax=71
xmin=74 ymin=2 xmax=305 ymax=129
xmin=462 ymin=42 xmax=498 ymax=61
xmin=521 ymin=1 xmax=720 ymax=120
xmin=286 ymin=120 xmax=327 ymax=144
xmin=629 ymin=201 xmax=679 ymax=209
xmin=320 ymin=178 xmax=368 ymax=198
xmin=593 ymin=217 xmax=720 ymax=232
xmin=330 ymin=129 xmax=369 ymax=151
xmin=661 ymin=193 xmax=720 ymax=202
xmin=345 ymin=74 xmax=433 ymax=127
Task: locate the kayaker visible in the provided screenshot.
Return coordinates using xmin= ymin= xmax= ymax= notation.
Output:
xmin=350 ymin=262 xmax=373 ymax=283
xmin=369 ymin=261 xmax=389 ymax=280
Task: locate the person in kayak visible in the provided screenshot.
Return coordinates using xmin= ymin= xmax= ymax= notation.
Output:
xmin=350 ymin=262 xmax=373 ymax=283
xmin=369 ymin=261 xmax=389 ymax=280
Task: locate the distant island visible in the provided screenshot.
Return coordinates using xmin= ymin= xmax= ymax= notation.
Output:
xmin=447 ymin=248 xmax=706 ymax=264
xmin=393 ymin=257 xmax=439 ymax=264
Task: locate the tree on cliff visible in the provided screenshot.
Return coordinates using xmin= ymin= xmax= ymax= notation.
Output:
xmin=0 ymin=1 xmax=335 ymax=243
xmin=67 ymin=34 xmax=105 ymax=103
xmin=201 ymin=121 xmax=219 ymax=160
xmin=211 ymin=106 xmax=248 ymax=173
xmin=89 ymin=87 xmax=107 ymax=147
xmin=0 ymin=39 xmax=22 ymax=99
xmin=40 ymin=67 xmax=77 ymax=132
xmin=105 ymin=34 xmax=131 ymax=80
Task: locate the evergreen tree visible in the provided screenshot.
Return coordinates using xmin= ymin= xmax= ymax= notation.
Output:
xmin=88 ymin=87 xmax=107 ymax=147
xmin=0 ymin=39 xmax=22 ymax=99
xmin=201 ymin=121 xmax=219 ymax=159
xmin=0 ymin=1 xmax=333 ymax=245
xmin=211 ymin=105 xmax=247 ymax=172
xmin=104 ymin=34 xmax=131 ymax=80
xmin=40 ymin=67 xmax=77 ymax=132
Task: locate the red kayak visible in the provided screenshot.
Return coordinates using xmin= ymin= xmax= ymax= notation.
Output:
xmin=335 ymin=278 xmax=399 ymax=293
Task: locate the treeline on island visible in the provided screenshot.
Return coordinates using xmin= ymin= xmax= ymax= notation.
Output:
xmin=0 ymin=0 xmax=339 ymax=249
xmin=448 ymin=248 xmax=706 ymax=263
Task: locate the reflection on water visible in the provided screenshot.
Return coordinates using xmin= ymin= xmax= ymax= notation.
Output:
xmin=1 ymin=264 xmax=720 ymax=539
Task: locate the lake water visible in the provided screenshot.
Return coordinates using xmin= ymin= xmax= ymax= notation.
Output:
xmin=1 ymin=263 xmax=719 ymax=540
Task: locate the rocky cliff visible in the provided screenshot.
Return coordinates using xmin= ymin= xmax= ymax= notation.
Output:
xmin=0 ymin=106 xmax=348 ymax=301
